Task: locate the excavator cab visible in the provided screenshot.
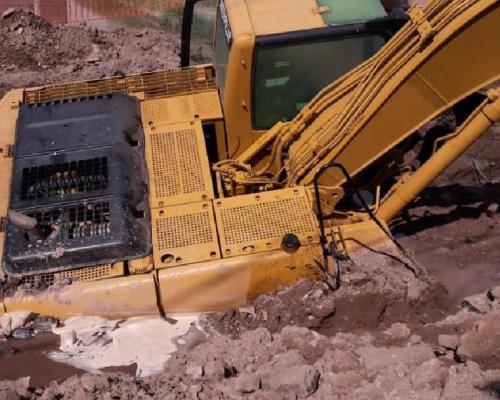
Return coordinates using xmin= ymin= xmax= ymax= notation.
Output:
xmin=181 ymin=0 xmax=407 ymax=158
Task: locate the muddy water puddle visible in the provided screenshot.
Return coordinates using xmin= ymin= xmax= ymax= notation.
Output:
xmin=403 ymin=240 xmax=500 ymax=305
xmin=0 ymin=333 xmax=138 ymax=387
xmin=0 ymin=333 xmax=84 ymax=387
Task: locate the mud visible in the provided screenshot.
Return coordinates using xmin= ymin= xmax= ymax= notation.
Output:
xmin=397 ymin=123 xmax=500 ymax=304
xmin=0 ymin=10 xmax=180 ymax=99
xmin=1 ymin=285 xmax=499 ymax=399
xmin=0 ymin=333 xmax=85 ymax=388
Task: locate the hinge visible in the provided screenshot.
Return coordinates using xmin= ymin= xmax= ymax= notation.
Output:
xmin=312 ymin=6 xmax=331 ymax=15
xmin=408 ymin=5 xmax=435 ymax=49
xmin=0 ymin=216 xmax=6 ymax=233
xmin=0 ymin=144 xmax=13 ymax=158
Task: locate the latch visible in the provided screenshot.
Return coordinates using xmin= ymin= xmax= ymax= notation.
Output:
xmin=0 ymin=144 xmax=13 ymax=158
xmin=10 ymin=100 xmax=19 ymax=110
xmin=312 ymin=5 xmax=331 ymax=15
xmin=408 ymin=5 xmax=435 ymax=49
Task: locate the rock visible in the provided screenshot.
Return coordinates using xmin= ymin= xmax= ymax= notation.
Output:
xmin=257 ymin=350 xmax=321 ymax=396
xmin=1 ymin=8 xmax=15 ymax=19
xmin=411 ymin=359 xmax=445 ymax=389
xmin=407 ymin=281 xmax=425 ymax=301
xmin=260 ymin=364 xmax=320 ymax=397
xmin=203 ymin=359 xmax=224 ymax=380
xmin=459 ymin=312 xmax=500 ymax=366
xmin=357 ymin=344 xmax=434 ymax=370
xmin=409 ymin=334 xmax=422 ymax=345
xmin=0 ymin=311 xmax=32 ymax=337
xmin=84 ymin=55 xmax=101 ymax=64
xmin=383 ymin=323 xmax=411 ymax=340
xmin=11 ymin=327 xmax=32 ymax=340
xmin=461 ymin=292 xmax=491 ymax=314
xmin=186 ymin=364 xmax=204 ymax=379
xmin=238 ymin=306 xmax=256 ymax=316
xmin=486 ymin=203 xmax=498 ymax=217
xmin=310 ymin=298 xmax=336 ymax=319
xmin=188 ymin=384 xmax=202 ymax=397
xmin=9 ymin=22 xmax=22 ymax=32
xmin=313 ymin=289 xmax=323 ymax=299
xmin=348 ymin=272 xmax=371 ymax=286
xmin=232 ymin=372 xmax=260 ymax=394
xmin=438 ymin=334 xmax=459 ymax=350
xmin=315 ymin=349 xmax=361 ymax=373
xmin=0 ymin=377 xmax=30 ymax=398
xmin=487 ymin=286 xmax=500 ymax=300
xmin=30 ymin=316 xmax=58 ymax=333
xmin=135 ymin=28 xmax=148 ymax=37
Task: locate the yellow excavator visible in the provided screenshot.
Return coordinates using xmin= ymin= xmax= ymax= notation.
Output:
xmin=0 ymin=0 xmax=499 ymax=318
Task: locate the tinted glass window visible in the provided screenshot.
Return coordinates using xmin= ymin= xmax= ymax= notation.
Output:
xmin=214 ymin=9 xmax=230 ymax=101
xmin=253 ymin=35 xmax=385 ymax=129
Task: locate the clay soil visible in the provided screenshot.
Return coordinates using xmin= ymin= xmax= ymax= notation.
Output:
xmin=0 ymin=9 xmax=500 ymax=400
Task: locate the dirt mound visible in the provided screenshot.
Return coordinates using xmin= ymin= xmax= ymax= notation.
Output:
xmin=3 ymin=300 xmax=500 ymax=399
xmin=0 ymin=10 xmax=97 ymax=70
xmin=0 ymin=10 xmax=180 ymax=97
xmin=207 ymin=247 xmax=449 ymax=338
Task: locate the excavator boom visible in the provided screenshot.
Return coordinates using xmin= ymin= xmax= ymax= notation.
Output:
xmin=226 ymin=0 xmax=500 ymax=213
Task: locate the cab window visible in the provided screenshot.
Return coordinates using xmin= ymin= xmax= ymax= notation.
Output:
xmin=214 ymin=4 xmax=230 ymax=101
xmin=253 ymin=35 xmax=385 ymax=130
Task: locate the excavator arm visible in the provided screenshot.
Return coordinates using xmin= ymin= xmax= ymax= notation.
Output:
xmin=217 ymin=0 xmax=500 ymax=222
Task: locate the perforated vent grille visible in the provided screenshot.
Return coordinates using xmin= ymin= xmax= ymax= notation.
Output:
xmin=68 ymin=202 xmax=111 ymax=239
xmin=142 ymin=101 xmax=170 ymax=124
xmin=152 ymin=202 xmax=220 ymax=267
xmin=193 ymin=91 xmax=220 ymax=115
xmin=26 ymin=201 xmax=111 ymax=241
xmin=151 ymin=127 xmax=205 ymax=198
xmin=20 ymin=263 xmax=124 ymax=285
xmin=156 ymin=212 xmax=213 ymax=250
xmin=214 ymin=188 xmax=319 ymax=257
xmin=219 ymin=198 xmax=315 ymax=245
xmin=145 ymin=121 xmax=213 ymax=207
xmin=141 ymin=90 xmax=222 ymax=126
xmin=23 ymin=66 xmax=216 ymax=104
xmin=21 ymin=157 xmax=108 ymax=200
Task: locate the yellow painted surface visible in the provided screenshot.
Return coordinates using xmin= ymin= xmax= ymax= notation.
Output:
xmin=0 ymin=90 xmax=22 ymax=280
xmin=2 ymin=274 xmax=159 ymax=319
xmin=244 ymin=0 xmax=325 ymax=35
xmin=158 ymin=245 xmax=324 ymax=313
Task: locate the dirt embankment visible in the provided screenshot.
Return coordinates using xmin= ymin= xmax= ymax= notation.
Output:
xmin=1 ymin=281 xmax=499 ymax=399
xmin=0 ymin=9 xmax=181 ymax=98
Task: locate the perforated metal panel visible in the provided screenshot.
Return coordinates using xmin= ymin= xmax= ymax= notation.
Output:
xmin=23 ymin=66 xmax=216 ymax=104
xmin=20 ymin=263 xmax=124 ymax=287
xmin=144 ymin=120 xmax=214 ymax=208
xmin=141 ymin=90 xmax=222 ymax=125
xmin=214 ymin=187 xmax=319 ymax=257
xmin=152 ymin=201 xmax=220 ymax=268
xmin=332 ymin=220 xmax=394 ymax=253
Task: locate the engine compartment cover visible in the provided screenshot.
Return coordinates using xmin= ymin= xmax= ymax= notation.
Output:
xmin=3 ymin=93 xmax=151 ymax=277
